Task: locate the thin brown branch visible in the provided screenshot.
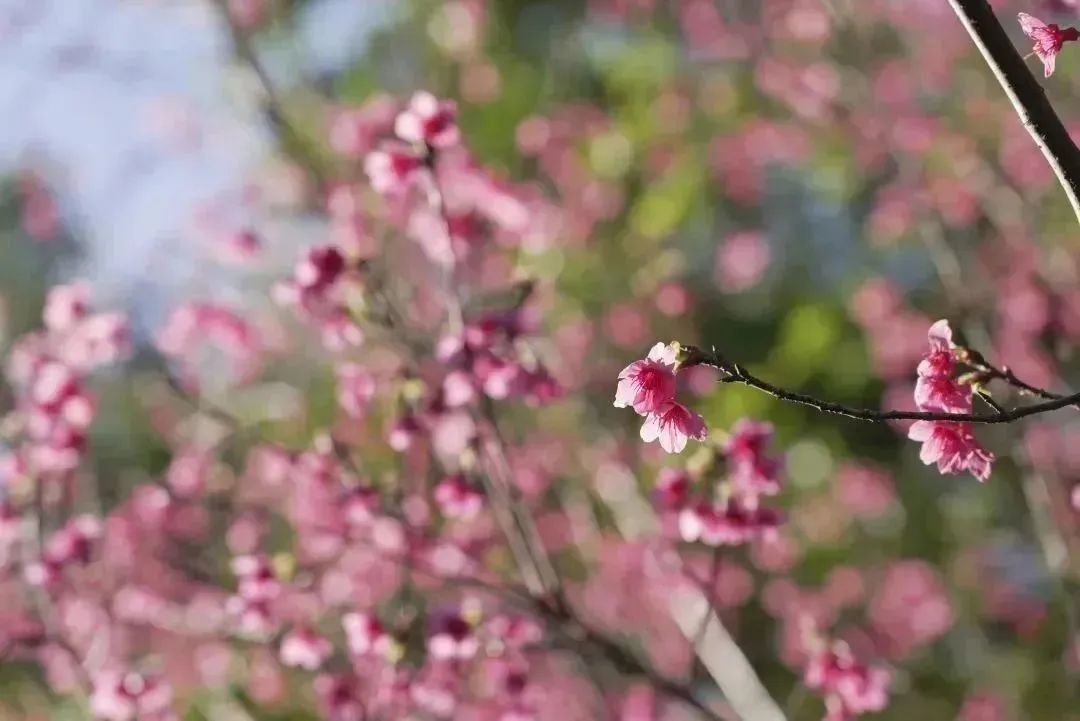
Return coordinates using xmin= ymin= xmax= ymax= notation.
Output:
xmin=680 ymin=345 xmax=1080 ymax=424
xmin=947 ymin=0 xmax=1080 ymax=227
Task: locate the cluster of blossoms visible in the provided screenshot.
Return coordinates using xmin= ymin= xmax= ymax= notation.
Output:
xmin=4 ymin=282 xmax=129 ymax=478
xmin=802 ymin=626 xmax=891 ymax=721
xmin=434 ymin=309 xmax=561 ymax=408
xmin=614 ymin=342 xmax=707 ymax=453
xmin=7 ymin=49 xmax=1077 ymax=718
xmin=907 ymin=320 xmax=994 ymax=481
xmin=652 ymin=419 xmax=784 ymax=546
xmin=1019 ymin=12 xmax=1079 ymax=77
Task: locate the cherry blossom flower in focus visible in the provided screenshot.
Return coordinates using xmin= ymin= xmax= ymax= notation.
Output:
xmin=907 ymin=420 xmax=994 ymax=481
xmin=907 ymin=320 xmax=993 ymax=481
xmin=1019 ymin=12 xmax=1079 ymax=77
xmin=640 ymin=402 xmax=708 ymax=454
xmin=614 ymin=341 xmax=678 ymax=415
xmin=615 ymin=342 xmax=708 ymax=453
xmin=907 ymin=319 xmax=989 ymax=479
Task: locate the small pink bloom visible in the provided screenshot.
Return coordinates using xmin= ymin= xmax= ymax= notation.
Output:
xmin=343 ymin=612 xmax=394 ymax=658
xmin=804 ymin=641 xmax=890 ymax=720
xmin=395 ymin=91 xmax=460 ymax=148
xmin=295 ymin=245 xmax=346 ymax=297
xmin=1019 ymin=13 xmax=1079 ymax=77
xmin=428 ymin=609 xmax=479 ymax=660
xmin=388 ymin=415 xmax=423 ymax=452
xmin=43 ymin=282 xmax=91 ymax=332
xmin=639 ymin=402 xmax=707 ymax=454
xmin=89 ymin=671 xmax=175 ymax=721
xmin=442 ymin=370 xmax=477 ymax=407
xmin=279 ymin=626 xmax=333 ymax=670
xmin=908 ymin=420 xmax=994 ymax=481
xmin=614 ymin=342 xmax=678 ymax=415
xmin=434 ymin=475 xmax=484 ymax=520
xmin=365 ymin=144 xmax=423 ymax=195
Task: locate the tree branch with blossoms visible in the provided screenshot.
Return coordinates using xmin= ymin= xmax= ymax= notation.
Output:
xmin=617 ymin=319 xmax=1080 ymax=484
xmin=947 ymin=0 xmax=1080 ymax=226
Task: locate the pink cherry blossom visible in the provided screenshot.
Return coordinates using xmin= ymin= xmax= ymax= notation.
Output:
xmin=639 ymin=402 xmax=707 ymax=454
xmin=907 ymin=420 xmax=994 ymax=481
xmin=365 ymin=143 xmax=423 ymax=195
xmin=914 ymin=319 xmax=971 ymax=413
xmin=434 ymin=475 xmax=484 ymax=520
xmin=280 ymin=626 xmax=333 ymax=670
xmin=1019 ymin=12 xmax=1079 ymax=77
xmin=343 ymin=612 xmax=395 ymax=658
xmin=614 ymin=342 xmax=678 ymax=415
xmin=804 ymin=640 xmax=890 ymax=721
xmin=428 ymin=608 xmax=480 ymax=660
xmin=89 ymin=671 xmax=176 ymax=721
xmin=724 ymin=418 xmax=783 ymax=501
xmin=395 ymin=91 xmax=460 ymax=148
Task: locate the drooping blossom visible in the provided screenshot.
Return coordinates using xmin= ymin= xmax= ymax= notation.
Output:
xmin=907 ymin=420 xmax=994 ymax=482
xmin=1019 ymin=12 xmax=1079 ymax=77
xmin=639 ymin=402 xmax=708 ymax=454
xmin=614 ymin=342 xmax=678 ymax=415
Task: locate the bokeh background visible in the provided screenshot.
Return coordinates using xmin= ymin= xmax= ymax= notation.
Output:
xmin=2 ymin=0 xmax=1080 ymax=719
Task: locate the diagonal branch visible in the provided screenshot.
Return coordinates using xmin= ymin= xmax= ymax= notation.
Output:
xmin=947 ymin=0 xmax=1080 ymax=227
